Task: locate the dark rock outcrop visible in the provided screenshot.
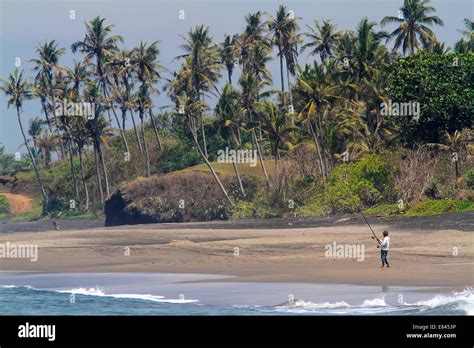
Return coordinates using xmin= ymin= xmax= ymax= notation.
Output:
xmin=104 ymin=171 xmax=231 ymax=226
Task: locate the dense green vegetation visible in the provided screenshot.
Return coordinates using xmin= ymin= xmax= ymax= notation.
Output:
xmin=0 ymin=0 xmax=472 ymax=222
xmin=0 ymin=194 xmax=11 ymax=219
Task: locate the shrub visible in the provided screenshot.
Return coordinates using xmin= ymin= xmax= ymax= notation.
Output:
xmin=157 ymin=137 xmax=201 ymax=173
xmin=424 ymin=181 xmax=441 ymax=200
xmin=0 ymin=194 xmax=11 ymax=217
xmin=393 ymin=147 xmax=436 ymax=202
xmin=327 ymin=154 xmax=392 ymax=213
xmin=465 ymin=169 xmax=474 ymax=190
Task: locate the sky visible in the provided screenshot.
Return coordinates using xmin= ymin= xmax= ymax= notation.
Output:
xmin=0 ymin=0 xmax=472 ymax=153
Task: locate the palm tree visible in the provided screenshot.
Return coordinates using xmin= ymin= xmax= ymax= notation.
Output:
xmin=236 ymin=12 xmax=270 ymax=77
xmin=71 ymin=16 xmax=123 ymax=85
xmin=84 ymin=80 xmax=110 ymax=201
xmin=356 ymin=19 xmax=388 ymax=79
xmin=426 ymin=40 xmax=450 ymax=54
xmin=28 ymin=117 xmax=45 ymax=154
xmin=176 ymin=93 xmax=234 ymax=207
xmin=69 ymin=116 xmax=91 ymax=211
xmin=30 ymin=40 xmax=66 ymax=160
xmin=425 ymin=130 xmax=467 ymax=178
xmin=1 ymin=69 xmax=48 ymax=212
xmin=255 ymin=100 xmax=294 ymax=162
xmin=132 ymin=41 xmax=165 ymax=154
xmin=66 ymin=60 xmax=91 ymax=98
xmin=454 ymin=19 xmax=474 ymax=53
xmin=133 ymin=85 xmax=152 ymax=176
xmin=348 ymin=70 xmax=395 ymax=155
xmin=295 ymin=61 xmax=344 ymax=182
xmin=176 ymin=26 xmax=222 ymax=157
xmin=112 ymin=83 xmax=143 ymax=155
xmin=71 ymin=16 xmax=124 ymax=135
xmin=239 ymin=72 xmax=271 ymax=186
xmin=381 ymin=0 xmax=444 ymax=55
xmin=248 ymin=44 xmax=273 ymax=84
xmin=216 ymin=84 xmax=245 ymax=196
xmin=220 ymin=34 xmax=238 ymax=84
xmin=111 ymin=48 xmax=144 ymax=154
xmin=36 ymin=132 xmax=57 ymax=169
xmin=283 ymin=28 xmax=301 ymax=112
xmin=267 ymin=5 xmax=295 ymax=106
xmin=302 ymin=19 xmax=340 ymax=63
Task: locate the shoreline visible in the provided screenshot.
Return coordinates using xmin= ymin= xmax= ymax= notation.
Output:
xmin=3 ymin=271 xmax=471 ymax=315
xmin=0 ymin=213 xmax=472 ymax=288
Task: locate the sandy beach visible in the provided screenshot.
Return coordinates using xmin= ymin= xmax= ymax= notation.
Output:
xmin=0 ymin=212 xmax=473 ymax=288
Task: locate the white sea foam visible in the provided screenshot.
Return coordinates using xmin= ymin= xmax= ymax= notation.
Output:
xmin=411 ymin=288 xmax=474 ymax=315
xmin=0 ymin=284 xmax=33 ymax=289
xmin=273 ymin=289 xmax=473 ymax=315
xmin=361 ymin=296 xmax=387 ymax=307
xmin=56 ymin=287 xmax=199 ymax=304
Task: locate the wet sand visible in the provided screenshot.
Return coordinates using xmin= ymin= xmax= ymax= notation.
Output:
xmin=0 ymin=212 xmax=472 ymax=287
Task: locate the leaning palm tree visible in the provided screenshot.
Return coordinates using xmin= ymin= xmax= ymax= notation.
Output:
xmin=381 ymin=0 xmax=444 ymax=55
xmin=301 ymin=19 xmax=340 ymax=64
xmin=176 ymin=93 xmax=235 ymax=207
xmin=1 ymin=69 xmax=48 ymax=212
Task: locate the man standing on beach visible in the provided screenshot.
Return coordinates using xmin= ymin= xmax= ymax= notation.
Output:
xmin=379 ymin=231 xmax=390 ymax=269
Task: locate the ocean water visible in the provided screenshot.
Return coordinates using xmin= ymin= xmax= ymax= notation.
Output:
xmin=0 ymin=272 xmax=472 ymax=315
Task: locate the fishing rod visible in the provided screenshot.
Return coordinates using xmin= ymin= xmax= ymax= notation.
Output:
xmin=341 ymin=172 xmax=381 ymax=246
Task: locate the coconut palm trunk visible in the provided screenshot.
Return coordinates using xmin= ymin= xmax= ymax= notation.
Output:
xmin=199 ymin=92 xmax=208 ymax=158
xmin=78 ymin=146 xmax=90 ymax=211
xmin=140 ymin=111 xmax=151 ymax=176
xmin=278 ymin=46 xmax=286 ymax=106
xmin=148 ymin=107 xmax=163 ymax=152
xmin=104 ymin=87 xmax=130 ymax=153
xmin=17 ymin=106 xmax=48 ymax=212
xmin=130 ymin=110 xmax=144 ymax=155
xmin=93 ymin=141 xmax=104 ymax=204
xmin=97 ymin=143 xmax=110 ymax=197
xmin=252 ymin=129 xmax=270 ymax=186
xmin=68 ymin=141 xmax=79 ymax=198
xmin=45 ymin=76 xmax=66 ymax=161
xmin=231 ymin=150 xmax=245 ymax=197
xmin=40 ymin=101 xmax=61 ymax=158
xmin=188 ymin=118 xmax=234 ymax=207
xmin=286 ymin=64 xmax=294 ymax=124
xmin=308 ymin=121 xmax=326 ymax=184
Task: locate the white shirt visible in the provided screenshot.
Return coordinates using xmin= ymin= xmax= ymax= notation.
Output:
xmin=380 ymin=236 xmax=390 ymax=250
